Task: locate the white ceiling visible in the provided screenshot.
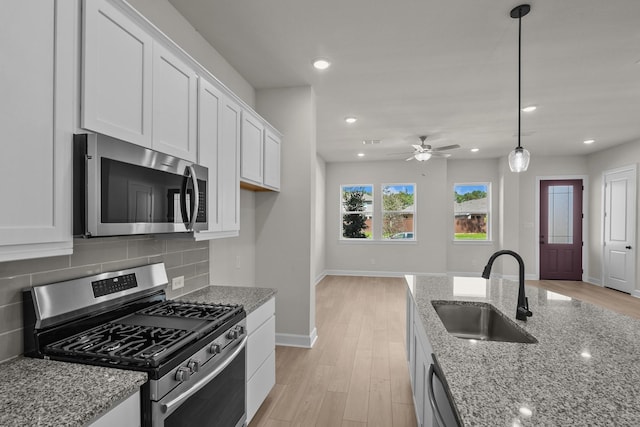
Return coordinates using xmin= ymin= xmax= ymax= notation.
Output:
xmin=168 ymin=0 xmax=640 ymax=163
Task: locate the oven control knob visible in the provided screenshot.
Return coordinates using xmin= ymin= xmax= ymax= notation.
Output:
xmin=227 ymin=329 xmax=239 ymax=340
xmin=209 ymin=343 xmax=221 ymax=354
xmin=237 ymin=326 xmax=245 ymax=336
xmin=175 ymin=366 xmax=191 ymax=382
xmin=187 ymin=359 xmax=200 ymax=373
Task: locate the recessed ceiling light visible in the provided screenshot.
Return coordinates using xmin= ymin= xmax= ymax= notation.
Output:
xmin=357 ymin=153 xmax=365 ymax=157
xmin=583 ymin=139 xmax=595 ymax=144
xmin=345 ymin=117 xmax=357 ymax=124
xmin=312 ymin=58 xmax=331 ymax=70
xmin=470 ymin=148 xmax=480 ymax=152
xmin=522 ymin=105 xmax=537 ymax=113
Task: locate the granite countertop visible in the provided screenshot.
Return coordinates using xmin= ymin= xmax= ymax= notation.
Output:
xmin=0 ymin=357 xmax=147 ymax=427
xmin=178 ymin=285 xmax=276 ymax=313
xmin=406 ymin=275 xmax=640 ymax=427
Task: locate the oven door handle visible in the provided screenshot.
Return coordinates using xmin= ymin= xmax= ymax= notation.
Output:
xmin=161 ymin=336 xmax=247 ymax=415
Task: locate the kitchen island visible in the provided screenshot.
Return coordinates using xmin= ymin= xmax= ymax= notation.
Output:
xmin=406 ymin=275 xmax=640 ymax=426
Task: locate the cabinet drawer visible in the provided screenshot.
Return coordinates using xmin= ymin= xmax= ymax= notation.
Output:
xmin=247 ymin=297 xmax=275 ymax=333
xmin=247 ymin=350 xmax=275 ymax=423
xmin=247 ymin=315 xmax=275 ymax=378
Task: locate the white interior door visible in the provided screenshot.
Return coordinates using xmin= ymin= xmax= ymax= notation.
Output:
xmin=603 ymin=166 xmax=636 ymax=293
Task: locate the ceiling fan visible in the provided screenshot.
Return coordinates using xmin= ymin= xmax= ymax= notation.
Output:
xmin=395 ymin=136 xmax=461 ymax=161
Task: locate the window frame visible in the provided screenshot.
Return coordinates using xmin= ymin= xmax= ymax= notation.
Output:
xmin=453 ymin=182 xmax=491 ymax=243
xmin=340 ymin=184 xmax=374 ymax=240
xmin=381 ymin=183 xmax=416 ymax=241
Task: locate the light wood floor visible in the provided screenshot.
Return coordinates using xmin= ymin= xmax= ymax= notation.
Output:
xmin=249 ymin=276 xmax=640 ymax=427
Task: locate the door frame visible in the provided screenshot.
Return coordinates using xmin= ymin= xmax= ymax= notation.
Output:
xmin=601 ymin=164 xmax=638 ymax=296
xmin=535 ymin=175 xmax=589 ymax=281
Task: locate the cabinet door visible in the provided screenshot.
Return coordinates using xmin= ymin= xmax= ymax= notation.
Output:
xmin=240 ymin=111 xmax=264 ymax=185
xmin=152 ymin=43 xmax=198 ymax=161
xmin=263 ymin=129 xmax=281 ymax=191
xmin=220 ymin=97 xmax=241 ymax=232
xmin=0 ymin=0 xmax=74 ymax=261
xmin=198 ymin=79 xmax=223 ymax=233
xmin=82 ymin=0 xmax=152 ymax=147
xmin=88 ymin=390 xmax=140 ymax=427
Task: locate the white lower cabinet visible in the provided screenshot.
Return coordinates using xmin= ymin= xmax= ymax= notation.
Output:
xmin=246 ymin=297 xmax=276 ymax=423
xmin=407 ymin=290 xmax=435 ymax=427
xmin=88 ymin=390 xmax=140 ymax=427
xmin=0 ymin=0 xmax=74 ymax=262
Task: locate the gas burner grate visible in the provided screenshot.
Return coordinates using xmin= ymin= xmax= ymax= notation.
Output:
xmin=45 ymin=322 xmax=195 ymax=367
xmin=137 ymin=301 xmax=242 ymax=325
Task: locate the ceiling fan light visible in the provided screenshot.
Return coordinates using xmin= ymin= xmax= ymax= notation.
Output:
xmin=414 ymin=152 xmax=432 ymax=161
xmin=508 ymin=146 xmax=530 ymax=172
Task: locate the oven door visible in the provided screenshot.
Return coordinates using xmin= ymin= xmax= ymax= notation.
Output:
xmin=152 ymin=337 xmax=247 ymax=427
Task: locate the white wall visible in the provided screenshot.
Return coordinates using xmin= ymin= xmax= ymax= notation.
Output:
xmin=209 ymin=190 xmax=256 ymax=286
xmin=587 ymin=139 xmax=640 ymax=287
xmin=325 ymin=159 xmax=448 ymax=275
xmin=254 ymin=86 xmax=317 ymax=345
xmin=127 ymin=0 xmax=255 ymax=106
xmin=315 ymin=156 xmax=327 ymax=283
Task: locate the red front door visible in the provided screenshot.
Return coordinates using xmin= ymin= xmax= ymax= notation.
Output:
xmin=540 ymin=180 xmax=583 ymax=280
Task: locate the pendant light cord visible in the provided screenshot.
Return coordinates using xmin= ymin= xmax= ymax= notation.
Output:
xmin=517 ymin=9 xmax=522 ymax=150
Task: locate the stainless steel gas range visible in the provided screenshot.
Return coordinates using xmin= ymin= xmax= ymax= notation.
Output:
xmin=22 ymin=263 xmax=247 ymax=427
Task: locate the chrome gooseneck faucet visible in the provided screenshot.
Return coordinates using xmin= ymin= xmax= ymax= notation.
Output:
xmin=481 ymin=250 xmax=533 ymax=321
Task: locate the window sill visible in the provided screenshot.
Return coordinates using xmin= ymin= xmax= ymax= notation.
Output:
xmin=451 ymin=240 xmax=494 ymax=245
xmin=339 ymin=239 xmax=418 ymax=244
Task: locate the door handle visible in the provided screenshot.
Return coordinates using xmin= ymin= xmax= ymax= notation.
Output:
xmin=626 ymin=246 xmax=632 ymax=249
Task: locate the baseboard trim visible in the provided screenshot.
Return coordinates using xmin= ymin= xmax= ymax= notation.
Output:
xmin=632 ymin=290 xmax=640 ymax=299
xmin=324 ymin=269 xmax=447 ymax=278
xmin=586 ymin=276 xmax=602 ymax=286
xmin=314 ymin=273 xmax=327 ymax=286
xmin=276 ymin=328 xmax=317 ymax=348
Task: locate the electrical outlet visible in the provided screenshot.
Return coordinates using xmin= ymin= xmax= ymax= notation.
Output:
xmin=172 ymin=276 xmax=184 ymax=290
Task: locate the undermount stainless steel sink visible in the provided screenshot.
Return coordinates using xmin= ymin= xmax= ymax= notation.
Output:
xmin=432 ymin=301 xmax=538 ymax=344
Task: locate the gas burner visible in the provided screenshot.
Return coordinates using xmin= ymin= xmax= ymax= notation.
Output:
xmin=46 ymin=322 xmax=194 ymax=367
xmin=137 ymin=301 xmax=242 ymax=321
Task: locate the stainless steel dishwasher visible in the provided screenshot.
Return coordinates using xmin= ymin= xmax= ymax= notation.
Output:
xmin=428 ymin=355 xmax=462 ymax=427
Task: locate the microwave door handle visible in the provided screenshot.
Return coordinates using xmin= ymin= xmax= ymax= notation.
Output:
xmin=187 ymin=165 xmax=199 ymax=230
xmin=161 ymin=336 xmax=248 ymax=416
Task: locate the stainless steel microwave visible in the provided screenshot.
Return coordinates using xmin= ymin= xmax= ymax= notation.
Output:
xmin=73 ymin=134 xmax=208 ymax=237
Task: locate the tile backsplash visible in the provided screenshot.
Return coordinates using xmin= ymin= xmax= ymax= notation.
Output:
xmin=0 ymin=236 xmax=209 ymax=363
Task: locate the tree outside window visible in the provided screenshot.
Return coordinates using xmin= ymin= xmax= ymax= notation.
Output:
xmin=382 ymin=184 xmax=415 ymax=239
xmin=341 ymin=185 xmax=373 ymax=239
xmin=454 ymin=183 xmax=490 ymax=240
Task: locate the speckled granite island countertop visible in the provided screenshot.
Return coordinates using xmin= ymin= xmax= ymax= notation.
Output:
xmin=178 ymin=285 xmax=276 ymax=313
xmin=0 ymin=357 xmax=147 ymax=427
xmin=406 ymin=275 xmax=640 ymax=426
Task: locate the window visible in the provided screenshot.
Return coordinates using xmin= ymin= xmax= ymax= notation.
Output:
xmin=382 ymin=184 xmax=415 ymax=240
xmin=454 ymin=183 xmax=490 ymax=241
xmin=341 ymin=185 xmax=373 ymax=239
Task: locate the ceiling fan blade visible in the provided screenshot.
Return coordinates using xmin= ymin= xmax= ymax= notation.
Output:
xmin=431 ymin=144 xmax=461 ymax=152
xmin=411 ymin=144 xmax=424 ymax=151
xmin=386 ymin=151 xmax=415 ymax=156
xmin=430 ymin=152 xmax=452 ymax=158
xmin=405 ymin=156 xmax=415 ymax=161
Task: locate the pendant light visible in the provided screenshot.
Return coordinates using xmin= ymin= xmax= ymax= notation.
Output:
xmin=508 ymin=4 xmax=531 ymax=173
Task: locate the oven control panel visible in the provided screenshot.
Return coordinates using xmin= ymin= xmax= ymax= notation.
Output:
xmin=92 ymin=273 xmax=138 ymax=298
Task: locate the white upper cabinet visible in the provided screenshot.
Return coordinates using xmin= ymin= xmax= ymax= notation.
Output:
xmin=82 ymin=0 xmax=153 ymax=147
xmin=263 ymin=128 xmax=281 ymax=191
xmin=152 ymin=42 xmax=198 ymax=161
xmin=240 ymin=110 xmax=281 ymax=192
xmin=220 ymin=97 xmax=242 ymax=233
xmin=240 ymin=111 xmax=265 ymax=185
xmin=197 ymin=78 xmax=223 ymax=236
xmin=0 ymin=1 xmax=75 ymax=262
